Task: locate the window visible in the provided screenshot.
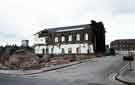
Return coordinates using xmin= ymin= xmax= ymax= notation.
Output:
xmin=62 ymin=48 xmax=65 ymax=54
xmin=68 ymin=48 xmax=72 ymax=54
xmin=85 ymin=33 xmax=88 ymax=40
xmin=119 ymin=45 xmax=121 ymax=47
xmin=76 ymin=34 xmax=80 ymax=41
xmin=61 ymin=36 xmax=65 ymax=42
xmin=55 ymin=37 xmax=58 ymax=42
xmin=40 ymin=39 xmax=43 ymax=41
xmin=68 ymin=35 xmax=72 ymax=41
xmin=42 ymin=48 xmax=45 ymax=54
xmin=76 ymin=47 xmax=80 ymax=54
xmin=46 ymin=48 xmax=48 ymax=54
xmin=51 ymin=48 xmax=53 ymax=54
xmin=119 ymin=41 xmax=121 ymax=43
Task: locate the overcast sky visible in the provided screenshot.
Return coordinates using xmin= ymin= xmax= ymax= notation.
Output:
xmin=0 ymin=0 xmax=135 ymax=46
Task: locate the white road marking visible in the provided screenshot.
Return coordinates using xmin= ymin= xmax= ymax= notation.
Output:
xmin=109 ymin=73 xmax=126 ymax=85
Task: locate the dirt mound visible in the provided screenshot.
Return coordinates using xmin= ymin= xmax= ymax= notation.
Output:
xmin=7 ymin=49 xmax=41 ymax=70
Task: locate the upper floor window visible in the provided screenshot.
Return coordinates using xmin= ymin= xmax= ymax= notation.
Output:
xmin=55 ymin=37 xmax=58 ymax=42
xmin=39 ymin=37 xmax=46 ymax=44
xmin=76 ymin=34 xmax=80 ymax=41
xmin=40 ymin=38 xmax=44 ymax=41
xmin=68 ymin=35 xmax=72 ymax=41
xmin=119 ymin=41 xmax=121 ymax=43
xmin=85 ymin=33 xmax=88 ymax=40
xmin=61 ymin=36 xmax=65 ymax=42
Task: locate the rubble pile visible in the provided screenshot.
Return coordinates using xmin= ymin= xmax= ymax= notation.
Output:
xmin=6 ymin=49 xmax=40 ymax=70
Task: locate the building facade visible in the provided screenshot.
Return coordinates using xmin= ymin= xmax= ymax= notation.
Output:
xmin=34 ymin=20 xmax=106 ymax=55
xmin=110 ymin=39 xmax=135 ymax=55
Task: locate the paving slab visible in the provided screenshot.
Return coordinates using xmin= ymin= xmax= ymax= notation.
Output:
xmin=116 ymin=61 xmax=135 ymax=84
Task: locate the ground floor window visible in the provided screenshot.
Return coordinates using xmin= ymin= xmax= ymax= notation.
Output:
xmin=68 ymin=48 xmax=72 ymax=54
xmin=76 ymin=47 xmax=80 ymax=54
xmin=46 ymin=48 xmax=48 ymax=54
xmin=62 ymin=48 xmax=65 ymax=54
xmin=42 ymin=48 xmax=45 ymax=54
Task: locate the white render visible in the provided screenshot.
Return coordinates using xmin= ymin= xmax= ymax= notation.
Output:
xmin=34 ymin=43 xmax=94 ymax=55
xmin=34 ymin=34 xmax=46 ymax=44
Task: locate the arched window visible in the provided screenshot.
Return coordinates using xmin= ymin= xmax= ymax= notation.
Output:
xmin=55 ymin=37 xmax=58 ymax=42
xmin=76 ymin=34 xmax=80 ymax=41
xmin=68 ymin=35 xmax=72 ymax=41
xmin=85 ymin=33 xmax=88 ymax=40
xmin=61 ymin=36 xmax=65 ymax=42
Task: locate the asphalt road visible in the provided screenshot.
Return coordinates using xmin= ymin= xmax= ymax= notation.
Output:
xmin=0 ymin=55 xmax=128 ymax=85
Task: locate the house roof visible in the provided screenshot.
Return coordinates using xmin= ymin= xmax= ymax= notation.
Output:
xmin=114 ymin=39 xmax=135 ymax=41
xmin=111 ymin=39 xmax=135 ymax=44
xmin=35 ymin=24 xmax=91 ymax=34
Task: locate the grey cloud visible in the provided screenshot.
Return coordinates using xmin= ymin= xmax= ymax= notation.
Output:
xmin=111 ymin=0 xmax=135 ymax=14
xmin=80 ymin=0 xmax=135 ymax=15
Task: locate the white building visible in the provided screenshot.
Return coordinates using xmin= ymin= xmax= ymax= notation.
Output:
xmin=34 ymin=20 xmax=106 ymax=55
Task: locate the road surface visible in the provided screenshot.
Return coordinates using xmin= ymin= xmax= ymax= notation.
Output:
xmin=0 ymin=55 xmax=127 ymax=85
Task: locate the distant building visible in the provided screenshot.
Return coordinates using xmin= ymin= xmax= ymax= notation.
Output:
xmin=21 ymin=40 xmax=29 ymax=47
xmin=110 ymin=39 xmax=135 ymax=55
xmin=34 ymin=20 xmax=106 ymax=56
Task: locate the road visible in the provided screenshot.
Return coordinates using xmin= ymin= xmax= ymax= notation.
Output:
xmin=0 ymin=55 xmax=127 ymax=85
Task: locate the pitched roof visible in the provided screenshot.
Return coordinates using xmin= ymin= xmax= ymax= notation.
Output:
xmin=36 ymin=24 xmax=90 ymax=34
xmin=115 ymin=39 xmax=135 ymax=41
xmin=111 ymin=39 xmax=135 ymax=44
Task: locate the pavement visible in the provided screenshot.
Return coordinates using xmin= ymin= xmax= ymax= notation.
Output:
xmin=116 ymin=61 xmax=135 ymax=85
